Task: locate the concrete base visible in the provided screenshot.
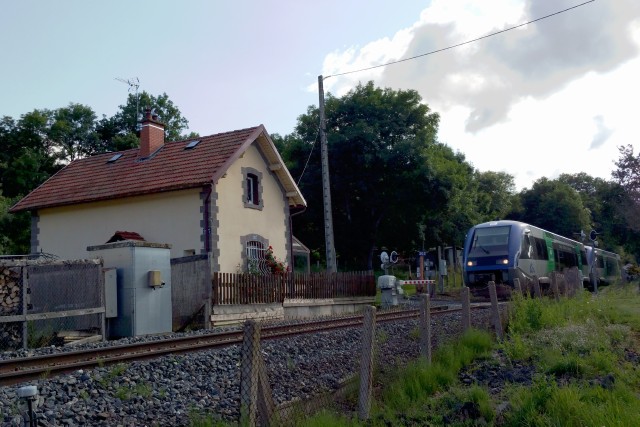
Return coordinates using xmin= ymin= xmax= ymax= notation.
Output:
xmin=283 ymin=297 xmax=376 ymax=319
xmin=209 ymin=297 xmax=376 ymax=325
xmin=210 ymin=303 xmax=284 ymax=326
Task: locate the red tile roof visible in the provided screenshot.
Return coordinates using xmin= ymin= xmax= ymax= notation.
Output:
xmin=10 ymin=125 xmax=306 ymax=212
xmin=107 ymin=231 xmax=145 ymax=243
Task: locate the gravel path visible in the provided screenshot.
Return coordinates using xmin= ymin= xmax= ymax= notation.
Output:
xmin=0 ymin=303 xmax=496 ymax=426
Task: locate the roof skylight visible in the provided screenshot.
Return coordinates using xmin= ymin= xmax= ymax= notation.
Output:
xmin=184 ymin=140 xmax=200 ymax=149
xmin=107 ymin=153 xmax=123 ymax=163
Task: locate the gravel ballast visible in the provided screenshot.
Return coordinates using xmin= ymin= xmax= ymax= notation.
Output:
xmin=1 ymin=303 xmax=497 ymax=426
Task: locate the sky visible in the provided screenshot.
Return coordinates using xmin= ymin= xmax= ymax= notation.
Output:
xmin=1 ymin=0 xmax=638 ymax=190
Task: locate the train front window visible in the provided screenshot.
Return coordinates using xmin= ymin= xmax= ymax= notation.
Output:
xmin=469 ymin=226 xmax=510 ymax=256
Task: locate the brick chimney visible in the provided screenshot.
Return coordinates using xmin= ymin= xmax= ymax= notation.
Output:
xmin=139 ymin=108 xmax=165 ymax=158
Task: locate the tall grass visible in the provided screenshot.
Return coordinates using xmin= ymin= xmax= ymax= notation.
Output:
xmin=501 ymin=284 xmax=640 ymax=426
xmin=377 ymin=329 xmax=493 ymax=413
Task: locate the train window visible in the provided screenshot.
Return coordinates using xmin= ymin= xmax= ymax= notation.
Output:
xmin=553 ymin=243 xmax=578 ymax=269
xmin=605 ymin=258 xmax=614 ymax=275
xmin=470 ymin=226 xmax=510 ymax=254
xmin=580 ymin=249 xmax=588 ymax=266
xmin=521 ymin=235 xmax=532 ymax=259
xmin=533 ymin=237 xmax=548 ymax=260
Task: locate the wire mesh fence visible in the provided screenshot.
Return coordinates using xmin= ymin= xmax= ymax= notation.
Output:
xmin=0 ymin=259 xmax=105 ymax=351
xmin=234 ymin=271 xmax=585 ymax=426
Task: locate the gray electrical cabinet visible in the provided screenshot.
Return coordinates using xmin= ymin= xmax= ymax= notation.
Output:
xmin=88 ymin=241 xmax=172 ymax=338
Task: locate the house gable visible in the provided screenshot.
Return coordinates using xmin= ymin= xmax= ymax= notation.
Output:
xmin=214 ymin=143 xmax=290 ymax=273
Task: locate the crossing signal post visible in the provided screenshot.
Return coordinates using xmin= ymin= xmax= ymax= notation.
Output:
xmin=589 ymin=229 xmax=599 ymax=293
xmin=418 ymin=251 xmax=426 ymax=292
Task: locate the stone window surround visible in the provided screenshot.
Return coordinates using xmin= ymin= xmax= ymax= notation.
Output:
xmin=242 ymin=167 xmax=264 ymax=210
xmin=240 ymin=234 xmax=269 ymax=272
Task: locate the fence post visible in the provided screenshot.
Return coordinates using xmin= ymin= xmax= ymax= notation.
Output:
xmin=550 ymin=272 xmax=560 ymax=302
xmin=513 ymin=278 xmax=522 ymax=296
xmin=532 ymin=277 xmax=542 ymax=299
xmin=577 ymin=268 xmax=585 ymax=292
xmin=21 ymin=266 xmax=28 ymax=350
xmin=488 ymin=281 xmax=503 ymax=341
xmin=358 ymin=305 xmax=376 ymax=421
xmin=100 ymin=265 xmax=106 ymax=342
xmin=240 ymin=320 xmax=261 ymax=426
xmin=461 ymin=286 xmax=471 ymax=332
xmin=257 ymin=353 xmax=275 ymax=425
xmin=419 ymin=294 xmax=432 ymax=363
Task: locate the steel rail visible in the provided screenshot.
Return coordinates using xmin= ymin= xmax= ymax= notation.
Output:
xmin=0 ymin=304 xmax=483 ymax=386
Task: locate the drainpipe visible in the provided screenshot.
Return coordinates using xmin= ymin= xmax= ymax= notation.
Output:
xmin=202 ymin=184 xmax=213 ymax=328
xmin=202 ymin=185 xmax=212 ymax=254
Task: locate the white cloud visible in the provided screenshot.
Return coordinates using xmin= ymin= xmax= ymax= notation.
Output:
xmin=317 ymin=0 xmax=640 ymax=189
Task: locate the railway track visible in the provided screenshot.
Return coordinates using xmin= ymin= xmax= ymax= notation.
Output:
xmin=0 ymin=304 xmax=483 ymax=387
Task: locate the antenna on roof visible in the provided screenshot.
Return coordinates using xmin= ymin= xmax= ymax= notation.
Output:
xmin=115 ymin=77 xmax=141 ymax=131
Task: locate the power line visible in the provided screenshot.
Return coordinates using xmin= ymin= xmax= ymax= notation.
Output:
xmin=325 ymin=0 xmax=595 ymax=79
xmin=296 ymin=125 xmax=320 ymax=186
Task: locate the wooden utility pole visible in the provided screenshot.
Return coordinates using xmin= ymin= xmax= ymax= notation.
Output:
xmin=318 ymin=75 xmax=337 ymax=272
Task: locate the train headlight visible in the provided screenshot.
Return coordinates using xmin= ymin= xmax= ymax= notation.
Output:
xmin=467 ymin=260 xmax=475 ymax=267
xmin=496 ymin=259 xmax=509 ymax=265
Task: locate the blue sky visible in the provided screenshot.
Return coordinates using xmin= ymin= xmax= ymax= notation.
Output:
xmin=2 ymin=1 xmax=639 ymax=190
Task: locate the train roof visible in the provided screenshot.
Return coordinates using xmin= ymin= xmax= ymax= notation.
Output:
xmin=469 ymin=220 xmax=581 ymax=246
xmin=585 ymin=246 xmax=621 ymax=258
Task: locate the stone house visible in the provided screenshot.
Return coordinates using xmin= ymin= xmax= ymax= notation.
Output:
xmin=10 ymin=110 xmax=307 ymax=273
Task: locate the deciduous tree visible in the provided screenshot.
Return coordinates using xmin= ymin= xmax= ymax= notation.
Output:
xmin=276 ymin=81 xmax=475 ymax=269
xmin=510 ymin=178 xmax=591 ymax=239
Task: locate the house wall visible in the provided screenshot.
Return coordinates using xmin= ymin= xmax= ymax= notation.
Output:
xmin=214 ymin=143 xmax=289 ymax=273
xmin=35 ymin=189 xmax=203 ymax=260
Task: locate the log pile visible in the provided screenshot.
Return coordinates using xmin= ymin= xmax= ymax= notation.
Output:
xmin=0 ymin=266 xmax=24 ymax=350
xmin=1 ymin=267 xmax=22 ymax=315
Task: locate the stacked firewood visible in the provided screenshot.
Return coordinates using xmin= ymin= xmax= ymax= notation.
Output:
xmin=0 ymin=266 xmax=23 ymax=350
xmin=1 ymin=267 xmax=22 ymax=315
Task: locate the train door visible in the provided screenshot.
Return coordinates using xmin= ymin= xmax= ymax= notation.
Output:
xmin=517 ymin=230 xmax=535 ymax=276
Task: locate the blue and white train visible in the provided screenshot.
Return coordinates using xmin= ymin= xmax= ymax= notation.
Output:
xmin=462 ymin=220 xmax=621 ymax=290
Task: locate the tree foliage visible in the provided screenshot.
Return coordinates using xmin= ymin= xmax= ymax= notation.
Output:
xmin=276 ymin=82 xmax=477 ymax=269
xmin=473 ymin=171 xmax=517 ymax=222
xmin=612 ymin=144 xmax=640 ymax=232
xmin=99 ymin=91 xmax=193 ymax=151
xmin=509 ymin=177 xmax=591 ymax=239
xmin=49 ymin=103 xmax=100 ymax=162
xmin=0 ymin=92 xmax=193 ymax=255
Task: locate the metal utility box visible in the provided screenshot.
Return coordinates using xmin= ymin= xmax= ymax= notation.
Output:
xmin=104 ymin=268 xmax=118 ymax=318
xmin=377 ymin=275 xmax=398 ymax=308
xmin=88 ymin=241 xmax=172 ymax=338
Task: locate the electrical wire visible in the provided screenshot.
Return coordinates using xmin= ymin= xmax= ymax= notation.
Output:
xmin=325 ymin=0 xmax=595 ymax=79
xmin=296 ymin=125 xmax=321 ymax=186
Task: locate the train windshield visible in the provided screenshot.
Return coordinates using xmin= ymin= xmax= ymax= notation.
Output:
xmin=469 ymin=226 xmax=510 ymax=256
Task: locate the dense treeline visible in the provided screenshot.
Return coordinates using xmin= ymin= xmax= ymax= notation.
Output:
xmin=273 ymin=82 xmax=640 ymax=270
xmin=1 ymin=83 xmax=638 ymax=270
xmin=0 ymin=92 xmax=196 ymax=254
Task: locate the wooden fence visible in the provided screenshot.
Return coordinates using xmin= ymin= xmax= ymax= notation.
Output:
xmin=212 ymin=271 xmax=375 ymax=305
xmin=288 ymin=271 xmax=376 ymax=299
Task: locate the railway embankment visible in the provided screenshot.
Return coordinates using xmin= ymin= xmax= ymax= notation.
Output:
xmin=0 ymin=303 xmax=497 ymax=426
